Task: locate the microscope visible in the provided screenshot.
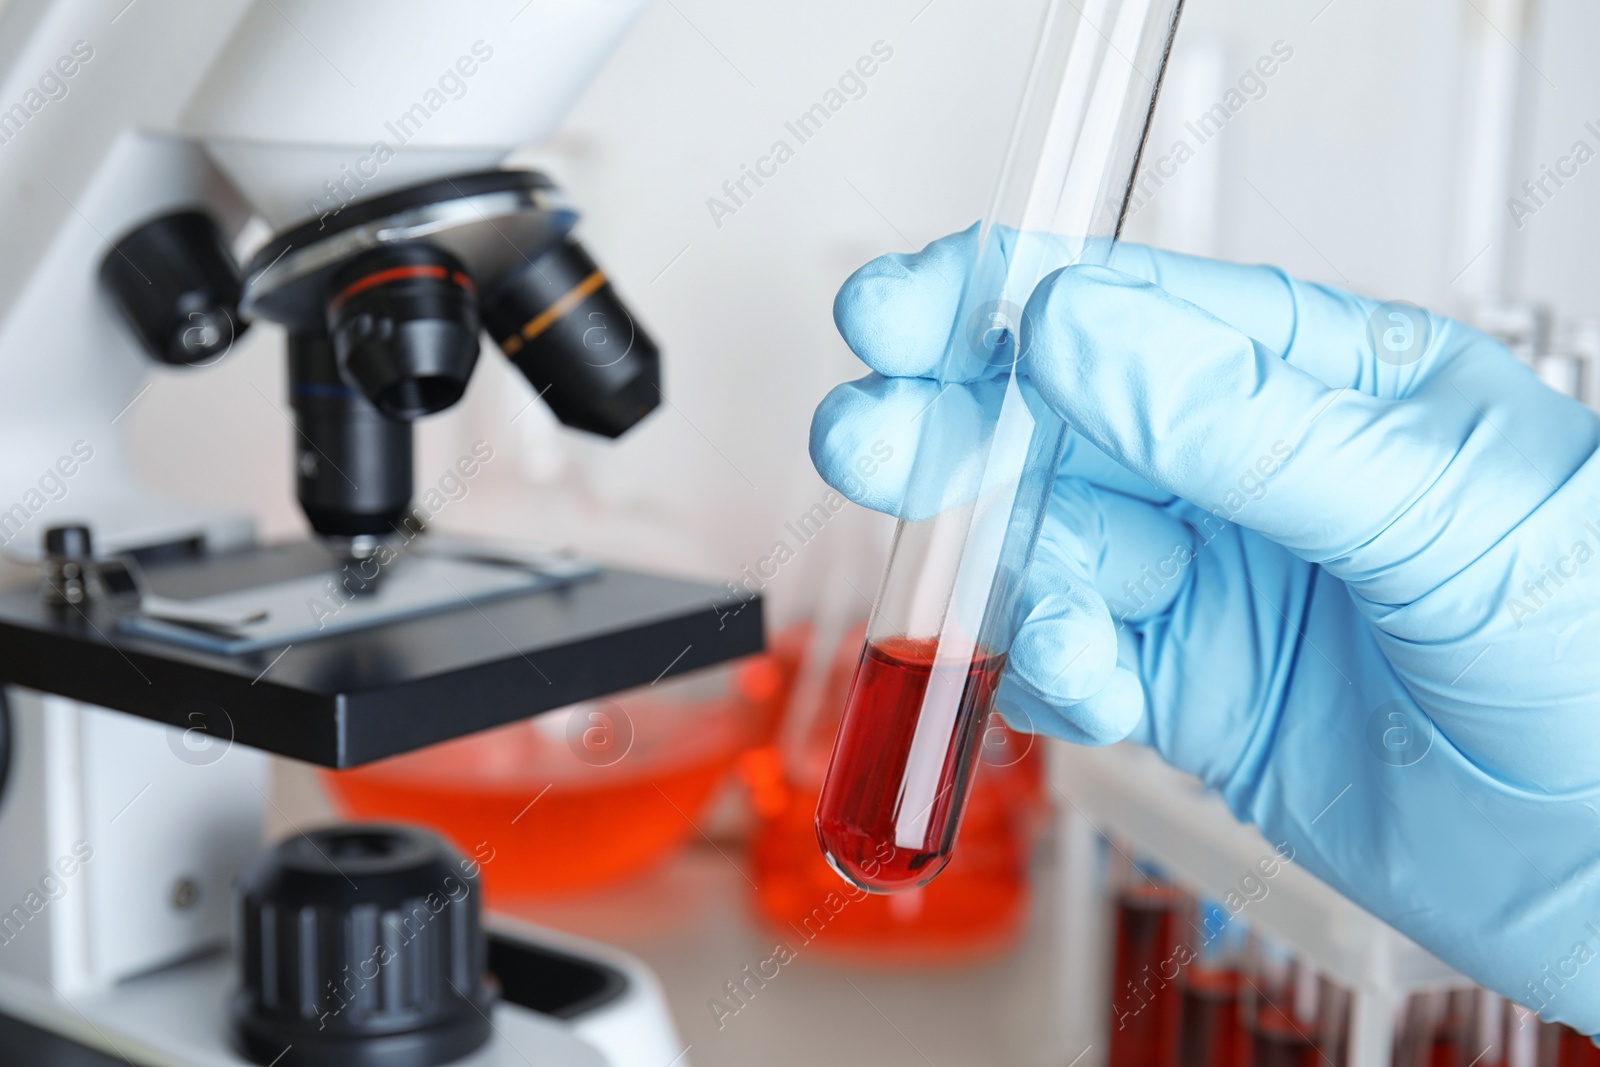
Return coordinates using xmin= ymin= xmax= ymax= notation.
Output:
xmin=0 ymin=2 xmax=760 ymax=1064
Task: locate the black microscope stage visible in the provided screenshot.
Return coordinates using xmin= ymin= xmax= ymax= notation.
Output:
xmin=0 ymin=541 xmax=762 ymax=768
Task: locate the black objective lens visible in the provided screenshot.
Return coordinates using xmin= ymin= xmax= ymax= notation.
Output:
xmin=99 ymin=210 xmax=248 ymax=366
xmin=289 ymin=331 xmax=413 ymax=539
xmin=326 ymin=245 xmax=480 ymax=420
xmin=480 ymin=238 xmax=660 ymax=438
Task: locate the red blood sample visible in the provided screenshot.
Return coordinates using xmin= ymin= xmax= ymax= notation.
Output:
xmin=1177 ymin=969 xmax=1245 ymax=1067
xmin=815 ymin=636 xmax=1006 ymax=892
xmin=1247 ymin=1010 xmax=1321 ymax=1067
xmin=1558 ymin=1025 xmax=1600 ymax=1067
xmin=1394 ymin=990 xmax=1474 ymax=1067
xmin=1108 ymin=885 xmax=1182 ymax=1067
xmin=1425 ymin=1000 xmax=1464 ymax=1067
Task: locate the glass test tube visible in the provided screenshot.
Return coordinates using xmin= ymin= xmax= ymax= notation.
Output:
xmin=1106 ymin=854 xmax=1183 ymax=1067
xmin=815 ymin=0 xmax=1188 ymax=893
xmin=1393 ymin=990 xmax=1457 ymax=1067
xmin=1174 ymin=899 xmax=1249 ymax=1067
xmin=1241 ymin=934 xmax=1351 ymax=1067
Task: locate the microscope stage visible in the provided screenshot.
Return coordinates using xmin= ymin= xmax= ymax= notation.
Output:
xmin=0 ymin=542 xmax=761 ymax=767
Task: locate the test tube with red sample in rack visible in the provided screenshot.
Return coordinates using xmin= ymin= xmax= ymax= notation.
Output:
xmin=1106 ymin=855 xmax=1183 ymax=1067
xmin=1173 ymin=899 xmax=1249 ymax=1067
xmin=1241 ymin=934 xmax=1351 ymax=1067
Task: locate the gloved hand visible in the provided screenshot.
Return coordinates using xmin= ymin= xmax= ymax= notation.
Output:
xmin=810 ymin=226 xmax=1600 ymax=1032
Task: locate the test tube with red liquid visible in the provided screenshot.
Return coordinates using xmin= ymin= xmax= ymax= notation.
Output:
xmin=1393 ymin=990 xmax=1576 ymax=1067
xmin=1393 ymin=990 xmax=1477 ymax=1067
xmin=1105 ymin=857 xmax=1183 ymax=1067
xmin=813 ymin=0 xmax=1187 ymax=894
xmin=815 ymin=637 xmax=1008 ymax=889
xmin=1241 ymin=935 xmax=1350 ymax=1067
xmin=1173 ymin=899 xmax=1249 ymax=1067
xmin=1558 ymin=1024 xmax=1600 ymax=1067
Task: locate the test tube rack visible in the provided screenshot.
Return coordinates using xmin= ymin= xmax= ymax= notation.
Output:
xmin=1051 ymin=742 xmax=1474 ymax=1067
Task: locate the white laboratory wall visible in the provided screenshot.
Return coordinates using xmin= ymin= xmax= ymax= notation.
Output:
xmin=120 ymin=0 xmax=1594 ymax=629
xmin=1514 ymin=0 xmax=1600 ymax=319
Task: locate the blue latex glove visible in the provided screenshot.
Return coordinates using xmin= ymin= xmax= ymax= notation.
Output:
xmin=810 ymin=227 xmax=1600 ymax=1032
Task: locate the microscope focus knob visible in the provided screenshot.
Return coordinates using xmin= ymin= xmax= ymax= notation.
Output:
xmin=40 ymin=524 xmax=94 ymax=606
xmin=99 ymin=210 xmax=248 ymax=366
xmin=232 ymin=825 xmax=494 ymax=1067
